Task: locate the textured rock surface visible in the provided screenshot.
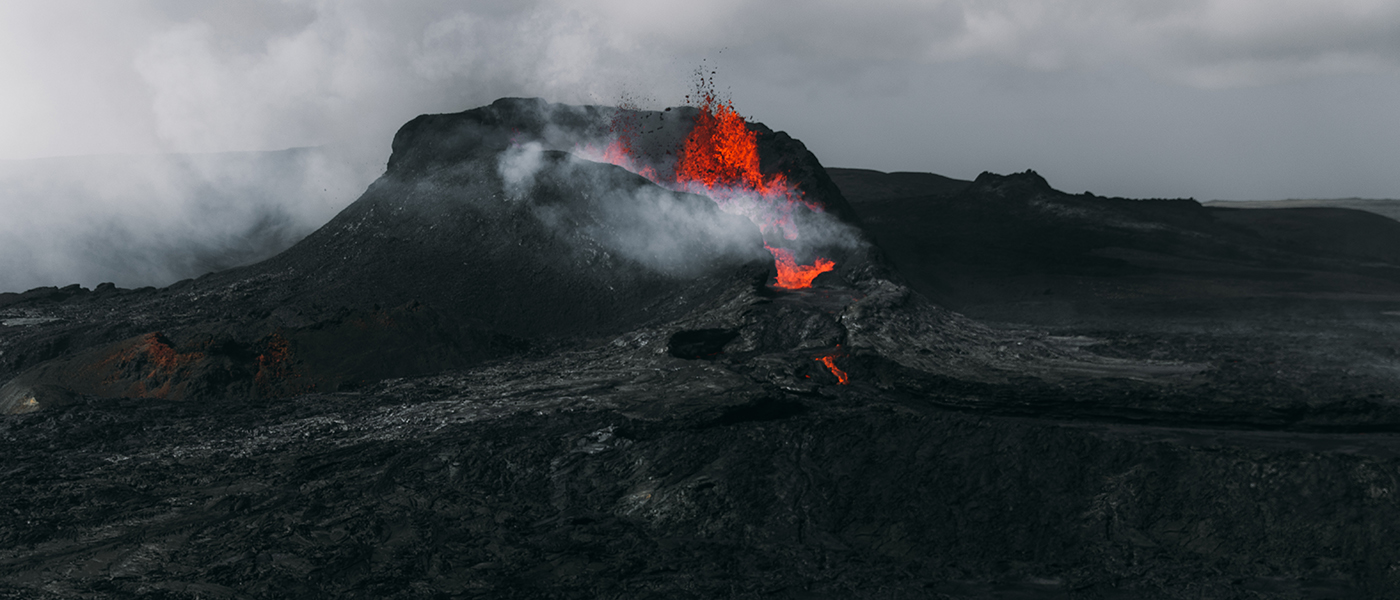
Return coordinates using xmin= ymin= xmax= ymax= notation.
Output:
xmin=2 ymin=105 xmax=1400 ymax=598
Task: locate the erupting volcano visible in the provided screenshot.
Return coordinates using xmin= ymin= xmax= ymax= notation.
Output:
xmin=5 ymin=91 xmax=1400 ymax=599
xmin=591 ymin=84 xmax=836 ymax=289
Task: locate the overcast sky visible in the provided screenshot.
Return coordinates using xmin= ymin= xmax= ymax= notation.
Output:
xmin=3 ymin=0 xmax=1399 ymax=200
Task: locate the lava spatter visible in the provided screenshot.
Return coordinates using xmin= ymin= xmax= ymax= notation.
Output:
xmin=590 ymin=76 xmax=836 ymax=289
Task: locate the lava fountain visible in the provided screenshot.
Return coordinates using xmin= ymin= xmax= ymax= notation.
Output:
xmin=587 ymin=86 xmax=836 ymax=289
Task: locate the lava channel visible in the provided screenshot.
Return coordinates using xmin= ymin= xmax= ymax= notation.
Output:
xmin=816 ymin=351 xmax=849 ymax=385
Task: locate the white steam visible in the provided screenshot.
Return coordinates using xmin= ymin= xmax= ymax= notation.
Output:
xmin=496 ymin=127 xmax=862 ymax=278
xmin=0 ymin=147 xmax=372 ymax=292
xmin=498 ymin=142 xmax=550 ymax=201
xmin=496 ymin=144 xmax=772 ymax=276
xmin=0 ymin=2 xmax=673 ymax=293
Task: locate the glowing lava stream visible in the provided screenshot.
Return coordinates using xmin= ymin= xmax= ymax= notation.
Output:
xmin=589 ymin=90 xmax=836 ymax=290
xmin=767 ymin=245 xmax=835 ymax=290
xmin=816 ymin=351 xmax=849 ymax=385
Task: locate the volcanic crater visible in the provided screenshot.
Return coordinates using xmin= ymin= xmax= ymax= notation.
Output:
xmin=2 ymin=97 xmax=1400 ymax=598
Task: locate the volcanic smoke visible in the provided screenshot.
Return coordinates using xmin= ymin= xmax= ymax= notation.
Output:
xmin=590 ymin=87 xmax=835 ymax=289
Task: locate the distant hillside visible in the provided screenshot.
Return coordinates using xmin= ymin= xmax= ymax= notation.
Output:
xmin=1205 ymin=198 xmax=1400 ymax=223
xmin=825 ymin=167 xmax=971 ymax=202
xmin=831 ymin=169 xmax=1400 ymax=326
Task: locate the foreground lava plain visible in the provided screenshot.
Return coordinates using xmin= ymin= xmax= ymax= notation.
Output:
xmin=3 ymin=99 xmax=1400 ymax=598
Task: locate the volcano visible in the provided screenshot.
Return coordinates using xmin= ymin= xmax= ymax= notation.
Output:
xmin=3 ymin=99 xmax=1400 ymax=598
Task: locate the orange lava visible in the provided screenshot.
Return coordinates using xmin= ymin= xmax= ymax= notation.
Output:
xmin=674 ymin=92 xmax=777 ymax=194
xmin=767 ymin=245 xmax=835 ymax=290
xmin=670 ymin=89 xmax=811 ymax=242
xmin=583 ymin=75 xmax=836 ymax=289
xmin=816 ymin=352 xmax=849 ymax=385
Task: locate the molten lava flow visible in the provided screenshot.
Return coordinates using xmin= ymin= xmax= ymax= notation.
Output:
xmin=581 ymin=77 xmax=837 ymax=289
xmin=767 ymin=245 xmax=835 ymax=290
xmin=816 ymin=351 xmax=849 ymax=385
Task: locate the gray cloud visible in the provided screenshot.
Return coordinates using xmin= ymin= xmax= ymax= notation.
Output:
xmin=496 ymin=131 xmax=839 ymax=278
xmin=1 ymin=0 xmax=1399 ymax=291
xmin=0 ymin=147 xmax=369 ymax=292
xmin=9 ymin=0 xmax=1397 ymax=160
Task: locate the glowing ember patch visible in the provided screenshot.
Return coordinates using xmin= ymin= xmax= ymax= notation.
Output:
xmin=601 ymin=139 xmax=662 ymax=184
xmin=767 ymin=245 xmax=835 ymax=290
xmin=816 ymin=353 xmax=849 ymax=385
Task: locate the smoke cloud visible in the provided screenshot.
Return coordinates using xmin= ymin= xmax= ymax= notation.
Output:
xmin=0 ymin=2 xmax=672 ymax=292
xmin=489 ymin=100 xmax=863 ymax=278
xmin=0 ymin=147 xmax=369 ymax=292
xmin=497 ymin=139 xmax=771 ymax=278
